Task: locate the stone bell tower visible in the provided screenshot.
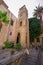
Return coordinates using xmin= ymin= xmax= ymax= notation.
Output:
xmin=16 ymin=5 xmax=30 ymax=48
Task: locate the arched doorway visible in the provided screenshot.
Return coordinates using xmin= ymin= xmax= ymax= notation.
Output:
xmin=16 ymin=33 xmax=20 ymax=43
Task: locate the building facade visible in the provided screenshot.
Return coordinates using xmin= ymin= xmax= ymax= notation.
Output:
xmin=0 ymin=1 xmax=30 ymax=48
xmin=8 ymin=5 xmax=30 ymax=48
xmin=0 ymin=0 xmax=43 ymax=48
xmin=0 ymin=0 xmax=17 ymax=48
xmin=32 ymin=7 xmax=43 ymax=46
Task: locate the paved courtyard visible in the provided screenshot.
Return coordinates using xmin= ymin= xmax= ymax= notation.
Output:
xmin=0 ymin=48 xmax=41 ymax=65
xmin=21 ymin=48 xmax=39 ymax=65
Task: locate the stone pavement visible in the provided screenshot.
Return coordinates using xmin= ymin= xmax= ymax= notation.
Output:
xmin=0 ymin=49 xmax=25 ymax=65
xmin=20 ymin=48 xmax=39 ymax=65
xmin=0 ymin=48 xmax=39 ymax=65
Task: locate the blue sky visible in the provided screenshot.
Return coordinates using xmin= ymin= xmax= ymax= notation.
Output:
xmin=3 ymin=0 xmax=43 ymax=18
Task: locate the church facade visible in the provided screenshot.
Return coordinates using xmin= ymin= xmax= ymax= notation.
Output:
xmin=0 ymin=0 xmax=43 ymax=48
xmin=7 ymin=5 xmax=30 ymax=48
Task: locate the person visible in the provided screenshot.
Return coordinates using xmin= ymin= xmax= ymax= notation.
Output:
xmin=25 ymin=48 xmax=29 ymax=55
xmin=35 ymin=45 xmax=38 ymax=50
xmin=24 ymin=48 xmax=29 ymax=61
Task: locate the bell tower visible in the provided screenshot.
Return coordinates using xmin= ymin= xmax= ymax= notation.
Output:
xmin=17 ymin=5 xmax=30 ymax=48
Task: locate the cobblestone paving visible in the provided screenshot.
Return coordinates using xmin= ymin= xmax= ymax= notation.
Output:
xmin=21 ymin=48 xmax=39 ymax=65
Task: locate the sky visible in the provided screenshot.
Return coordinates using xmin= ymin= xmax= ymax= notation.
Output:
xmin=3 ymin=0 xmax=43 ymax=18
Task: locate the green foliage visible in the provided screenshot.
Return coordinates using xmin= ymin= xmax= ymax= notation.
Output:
xmin=15 ymin=43 xmax=22 ymax=50
xmin=39 ymin=46 xmax=43 ymax=51
xmin=29 ymin=17 xmax=41 ymax=42
xmin=0 ymin=11 xmax=10 ymax=24
xmin=4 ymin=40 xmax=14 ymax=48
xmin=33 ymin=5 xmax=43 ymax=16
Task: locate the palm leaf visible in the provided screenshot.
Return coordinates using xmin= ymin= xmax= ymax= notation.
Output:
xmin=33 ymin=5 xmax=43 ymax=16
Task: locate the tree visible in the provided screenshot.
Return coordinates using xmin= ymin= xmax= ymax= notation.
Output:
xmin=0 ymin=11 xmax=10 ymax=29
xmin=0 ymin=11 xmax=10 ymax=31
xmin=29 ymin=17 xmax=41 ymax=42
xmin=33 ymin=5 xmax=43 ymax=17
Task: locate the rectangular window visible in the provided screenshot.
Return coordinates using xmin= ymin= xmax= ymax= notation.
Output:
xmin=36 ymin=38 xmax=40 ymax=42
xmin=42 ymin=37 xmax=43 ymax=44
xmin=0 ymin=22 xmax=2 ymax=31
xmin=11 ymin=20 xmax=13 ymax=25
xmin=0 ymin=27 xmax=2 ymax=31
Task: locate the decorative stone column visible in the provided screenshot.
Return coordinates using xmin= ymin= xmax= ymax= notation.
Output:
xmin=40 ymin=37 xmax=42 ymax=45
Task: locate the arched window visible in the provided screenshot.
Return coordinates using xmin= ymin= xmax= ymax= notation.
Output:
xmin=26 ymin=33 xmax=27 ymax=43
xmin=20 ymin=21 xmax=22 ymax=26
xmin=10 ymin=32 xmax=12 ymax=35
xmin=16 ymin=33 xmax=20 ymax=43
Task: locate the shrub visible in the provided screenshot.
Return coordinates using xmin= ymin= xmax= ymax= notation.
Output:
xmin=0 ymin=11 xmax=10 ymax=24
xmin=4 ymin=40 xmax=14 ymax=48
xmin=15 ymin=43 xmax=22 ymax=50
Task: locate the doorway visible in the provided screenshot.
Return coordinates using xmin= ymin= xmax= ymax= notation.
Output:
xmin=16 ymin=33 xmax=20 ymax=43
